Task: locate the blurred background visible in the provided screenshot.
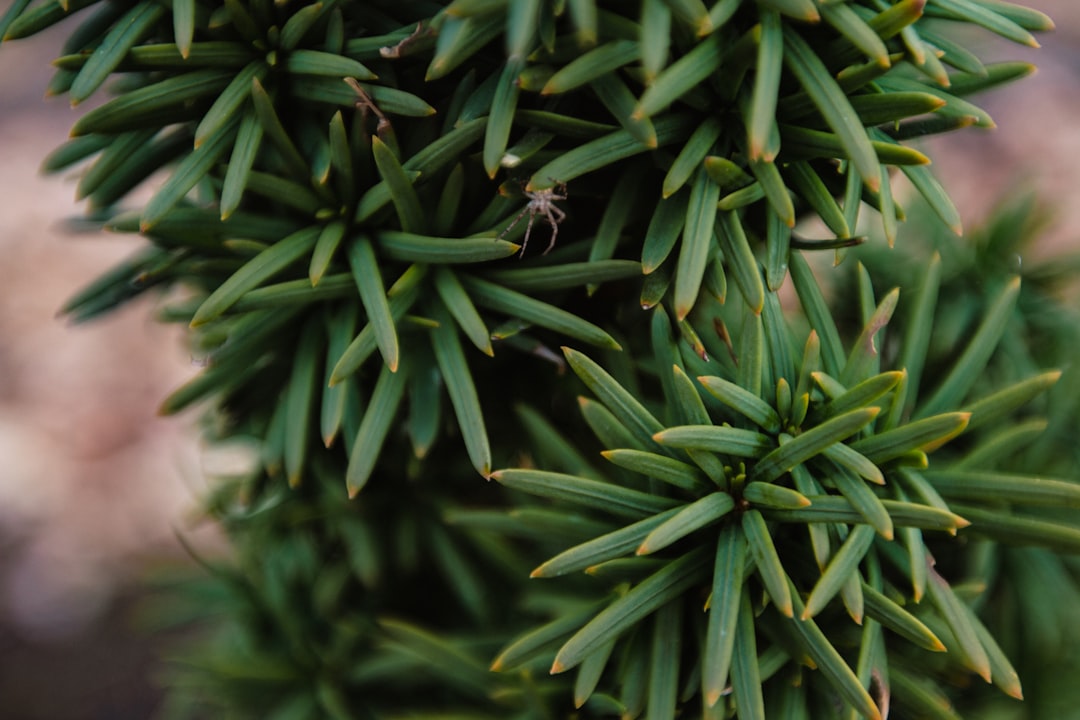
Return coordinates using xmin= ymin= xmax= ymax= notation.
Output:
xmin=0 ymin=1 xmax=1076 ymax=717
xmin=0 ymin=16 xmax=206 ymax=719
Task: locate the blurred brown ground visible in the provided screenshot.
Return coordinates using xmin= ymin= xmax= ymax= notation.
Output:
xmin=0 ymin=1 xmax=1077 ymax=717
xmin=0 ymin=21 xmax=204 ymax=720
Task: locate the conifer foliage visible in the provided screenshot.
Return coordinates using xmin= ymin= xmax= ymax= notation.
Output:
xmin=2 ymin=0 xmax=1076 ymax=717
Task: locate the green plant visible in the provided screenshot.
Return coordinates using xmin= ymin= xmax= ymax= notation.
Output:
xmin=3 ymin=0 xmax=1076 ymax=718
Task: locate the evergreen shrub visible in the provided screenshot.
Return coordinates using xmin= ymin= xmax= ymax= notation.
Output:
xmin=2 ymin=0 xmax=1077 ymax=717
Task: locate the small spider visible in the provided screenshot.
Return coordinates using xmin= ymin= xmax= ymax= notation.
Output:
xmin=498 ymin=182 xmax=567 ymax=257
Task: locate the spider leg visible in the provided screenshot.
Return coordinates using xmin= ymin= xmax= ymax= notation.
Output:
xmin=542 ymin=207 xmax=559 ymax=255
xmin=520 ymin=209 xmax=537 ymax=257
xmin=498 ymin=206 xmax=531 ymax=240
xmin=549 ymin=205 xmax=566 ymax=222
xmin=547 ymin=179 xmax=567 ymax=194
